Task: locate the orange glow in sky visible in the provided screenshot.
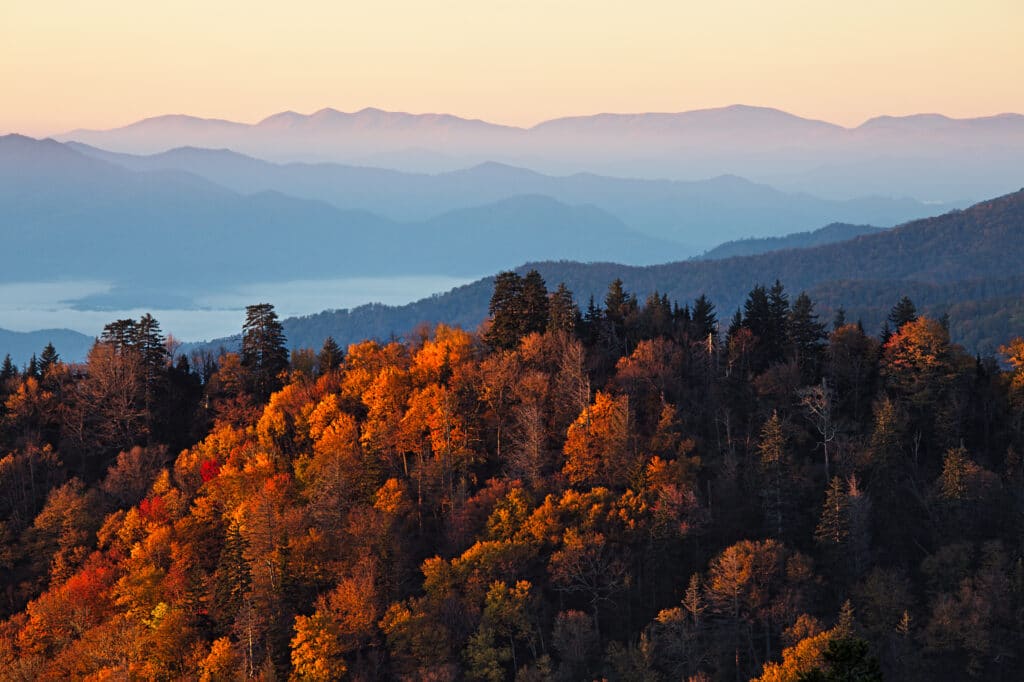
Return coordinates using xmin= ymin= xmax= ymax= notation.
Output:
xmin=2 ymin=0 xmax=1022 ymax=136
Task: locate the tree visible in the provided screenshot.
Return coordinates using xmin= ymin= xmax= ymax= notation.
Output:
xmin=796 ymin=637 xmax=882 ymax=682
xmin=485 ymin=271 xmax=525 ymax=350
xmin=562 ymin=391 xmax=632 ymax=489
xmin=799 ymin=380 xmax=837 ymax=478
xmin=1 ymin=354 xmax=17 ymax=383
xmin=38 ymin=343 xmax=60 ymax=377
xmin=317 ymin=336 xmax=343 ymax=375
xmin=759 ymin=411 xmax=790 ymax=538
xmin=691 ymin=294 xmax=718 ymax=339
xmin=888 ymin=296 xmax=918 ymax=331
xmin=240 ymin=303 xmax=289 ymax=401
xmin=520 ymin=269 xmax=550 ymax=337
xmin=787 ymin=292 xmax=826 ymax=382
xmin=548 ymin=283 xmax=579 ymax=335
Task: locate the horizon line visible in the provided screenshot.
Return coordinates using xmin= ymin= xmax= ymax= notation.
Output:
xmin=30 ymin=103 xmax=1024 ymax=139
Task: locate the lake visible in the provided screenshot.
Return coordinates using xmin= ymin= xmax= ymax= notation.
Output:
xmin=0 ymin=275 xmax=477 ymax=343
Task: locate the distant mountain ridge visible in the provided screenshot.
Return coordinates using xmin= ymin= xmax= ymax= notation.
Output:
xmin=0 ymin=328 xmax=94 ymax=366
xmin=696 ymin=223 xmax=885 ymax=260
xmin=65 ymin=141 xmax=955 ymax=249
xmin=198 ymin=189 xmax=1024 ymax=357
xmin=0 ymin=135 xmax=685 ymax=298
xmin=53 ymin=105 xmax=1024 ymax=201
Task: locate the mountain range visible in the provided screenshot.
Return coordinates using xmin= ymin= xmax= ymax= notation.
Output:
xmin=193 ymin=189 xmax=1024 ymax=358
xmin=65 ymin=142 xmax=951 ymax=249
xmin=55 ymin=105 xmax=1024 ymax=202
xmin=0 ymin=135 xmax=954 ymax=305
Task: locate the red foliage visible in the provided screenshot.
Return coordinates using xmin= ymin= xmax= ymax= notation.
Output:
xmin=138 ymin=494 xmax=166 ymax=522
xmin=200 ymin=458 xmax=222 ymax=482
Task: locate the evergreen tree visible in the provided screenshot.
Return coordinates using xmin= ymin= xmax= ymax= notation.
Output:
xmin=318 ymin=336 xmax=344 ymax=375
xmin=241 ymin=303 xmax=289 ymax=400
xmin=582 ymin=295 xmax=603 ymax=345
xmin=832 ymin=306 xmax=847 ymax=331
xmin=135 ymin=314 xmax=168 ymax=374
xmin=25 ymin=354 xmax=39 ymax=379
xmin=100 ymin=318 xmax=139 ymax=352
xmin=135 ymin=314 xmax=169 ymax=413
xmin=758 ymin=411 xmax=789 ymax=538
xmin=787 ymin=292 xmax=827 ymax=381
xmin=0 ymin=354 xmax=16 ymax=382
xmin=38 ymin=343 xmax=59 ymax=376
xmin=888 ymin=296 xmax=917 ymax=331
xmin=548 ymin=283 xmax=579 ymax=335
xmin=691 ymin=294 xmax=717 ymax=339
xmin=484 ymin=271 xmax=525 ymax=350
xmin=767 ymin=280 xmax=791 ymax=362
xmin=815 ymin=476 xmax=849 ymax=546
xmin=520 ymin=269 xmax=550 ymax=336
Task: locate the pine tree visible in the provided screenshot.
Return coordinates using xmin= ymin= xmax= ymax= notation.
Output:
xmin=787 ymin=292 xmax=827 ymax=381
xmin=548 ymin=283 xmax=579 ymax=335
xmin=25 ymin=354 xmax=39 ymax=379
xmin=520 ymin=269 xmax=550 ymax=336
xmin=241 ymin=303 xmax=289 ymax=400
xmin=888 ymin=296 xmax=917 ymax=331
xmin=691 ymin=294 xmax=717 ymax=339
xmin=815 ymin=476 xmax=849 ymax=546
xmin=758 ymin=411 xmax=788 ymax=538
xmin=484 ymin=271 xmax=525 ymax=350
xmin=38 ymin=343 xmax=59 ymax=376
xmin=318 ymin=336 xmax=344 ymax=375
xmin=0 ymin=354 xmax=16 ymax=382
xmin=101 ymin=318 xmax=138 ymax=352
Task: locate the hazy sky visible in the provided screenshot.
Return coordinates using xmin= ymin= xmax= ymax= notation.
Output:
xmin=2 ymin=0 xmax=1022 ymax=136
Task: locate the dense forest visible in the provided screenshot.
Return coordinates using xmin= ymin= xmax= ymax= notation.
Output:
xmin=2 ymin=271 xmax=1023 ymax=681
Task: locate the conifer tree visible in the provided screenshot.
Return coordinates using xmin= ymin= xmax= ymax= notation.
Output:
xmin=0 ymin=354 xmax=16 ymax=382
xmin=758 ymin=411 xmax=789 ymax=538
xmin=815 ymin=476 xmax=849 ymax=546
xmin=888 ymin=296 xmax=918 ymax=331
xmin=318 ymin=336 xmax=343 ymax=375
xmin=520 ymin=269 xmax=550 ymax=336
xmin=25 ymin=354 xmax=39 ymax=379
xmin=38 ymin=342 xmax=59 ymax=376
xmin=548 ymin=283 xmax=579 ymax=335
xmin=788 ymin=292 xmax=827 ymax=381
xmin=241 ymin=303 xmax=289 ymax=400
xmin=484 ymin=271 xmax=525 ymax=350
xmin=691 ymin=294 xmax=717 ymax=339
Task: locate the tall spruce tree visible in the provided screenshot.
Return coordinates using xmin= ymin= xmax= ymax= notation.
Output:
xmin=484 ymin=271 xmax=525 ymax=350
xmin=888 ymin=296 xmax=918 ymax=331
xmin=0 ymin=354 xmax=16 ymax=382
xmin=38 ymin=343 xmax=59 ymax=376
xmin=241 ymin=303 xmax=289 ymax=400
xmin=317 ymin=336 xmax=343 ymax=375
xmin=548 ymin=283 xmax=579 ymax=335
xmin=520 ymin=269 xmax=550 ymax=336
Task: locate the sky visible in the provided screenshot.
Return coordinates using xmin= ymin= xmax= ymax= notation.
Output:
xmin=2 ymin=0 xmax=1023 ymax=136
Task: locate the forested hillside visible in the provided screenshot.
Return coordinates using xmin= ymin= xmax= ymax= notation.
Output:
xmin=2 ymin=273 xmax=1023 ymax=680
xmin=696 ymin=223 xmax=884 ymax=260
xmin=261 ymin=190 xmax=1024 ymax=357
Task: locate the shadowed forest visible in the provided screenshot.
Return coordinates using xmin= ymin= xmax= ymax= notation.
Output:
xmin=1 ymin=273 xmax=1023 ymax=681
